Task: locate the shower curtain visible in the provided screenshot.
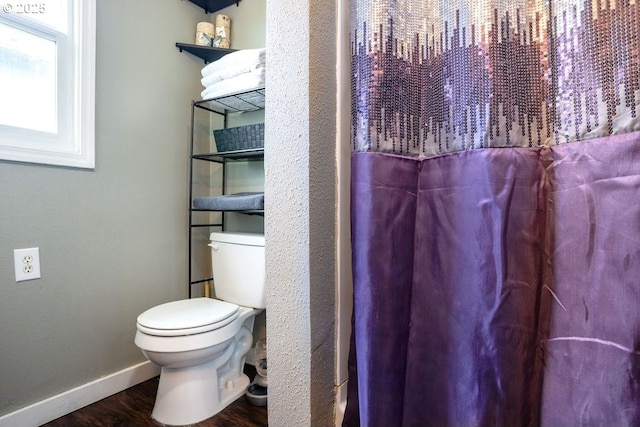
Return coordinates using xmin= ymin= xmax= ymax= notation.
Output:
xmin=344 ymin=1 xmax=640 ymax=426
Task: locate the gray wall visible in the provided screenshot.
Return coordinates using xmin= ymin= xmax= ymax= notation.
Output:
xmin=0 ymin=0 xmax=209 ymax=415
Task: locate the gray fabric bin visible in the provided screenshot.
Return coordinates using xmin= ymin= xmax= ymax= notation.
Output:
xmin=213 ymin=123 xmax=264 ymax=152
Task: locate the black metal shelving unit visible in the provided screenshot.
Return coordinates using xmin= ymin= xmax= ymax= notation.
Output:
xmin=187 ymin=89 xmax=265 ymax=297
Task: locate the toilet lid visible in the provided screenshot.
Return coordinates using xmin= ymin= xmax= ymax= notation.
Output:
xmin=137 ymin=298 xmax=239 ymax=335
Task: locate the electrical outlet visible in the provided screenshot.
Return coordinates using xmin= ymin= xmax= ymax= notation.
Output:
xmin=14 ymin=247 xmax=41 ymax=282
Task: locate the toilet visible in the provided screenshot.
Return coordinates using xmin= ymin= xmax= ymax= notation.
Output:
xmin=135 ymin=232 xmax=265 ymax=426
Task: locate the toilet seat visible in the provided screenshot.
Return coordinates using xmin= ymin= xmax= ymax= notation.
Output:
xmin=137 ymin=298 xmax=239 ymax=337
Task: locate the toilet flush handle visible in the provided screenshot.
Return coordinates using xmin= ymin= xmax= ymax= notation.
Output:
xmin=208 ymin=243 xmax=219 ymax=251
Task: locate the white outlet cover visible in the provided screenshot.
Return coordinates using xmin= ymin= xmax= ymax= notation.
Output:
xmin=14 ymin=247 xmax=41 ymax=282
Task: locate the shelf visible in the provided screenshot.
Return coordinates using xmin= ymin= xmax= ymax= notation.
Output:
xmin=191 ymin=208 xmax=264 ymax=216
xmin=187 ymin=0 xmax=240 ymax=14
xmin=183 ymin=0 xmax=264 ymax=296
xmin=187 ymin=70 xmax=265 ymax=297
xmin=194 ymin=88 xmax=266 ymax=113
xmin=193 ymin=148 xmax=264 ymax=163
xmin=176 ymin=43 xmax=235 ymax=64
xmin=190 ymin=221 xmax=223 ymax=227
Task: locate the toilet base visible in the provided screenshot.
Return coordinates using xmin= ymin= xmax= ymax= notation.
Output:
xmin=151 ymin=358 xmax=250 ymax=426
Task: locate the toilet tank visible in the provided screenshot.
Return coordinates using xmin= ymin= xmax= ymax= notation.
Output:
xmin=209 ymin=232 xmax=265 ymax=309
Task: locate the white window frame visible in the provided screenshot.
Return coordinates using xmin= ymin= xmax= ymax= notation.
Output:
xmin=0 ymin=0 xmax=95 ymax=169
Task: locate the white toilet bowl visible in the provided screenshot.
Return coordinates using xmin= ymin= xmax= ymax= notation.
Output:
xmin=135 ymin=298 xmax=261 ymax=426
xmin=135 ymin=232 xmax=266 ymax=425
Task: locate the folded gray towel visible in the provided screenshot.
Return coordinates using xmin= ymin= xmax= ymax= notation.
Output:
xmin=193 ymin=192 xmax=264 ymax=211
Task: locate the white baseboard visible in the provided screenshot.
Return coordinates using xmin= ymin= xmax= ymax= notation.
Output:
xmin=0 ymin=361 xmax=160 ymax=427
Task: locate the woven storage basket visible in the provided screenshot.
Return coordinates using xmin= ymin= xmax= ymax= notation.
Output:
xmin=213 ymin=123 xmax=264 ymax=152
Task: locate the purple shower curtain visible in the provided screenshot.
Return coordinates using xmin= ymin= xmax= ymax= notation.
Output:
xmin=344 ymin=1 xmax=640 ymax=426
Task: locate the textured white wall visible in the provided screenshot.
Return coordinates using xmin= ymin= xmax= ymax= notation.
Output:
xmin=265 ymin=0 xmax=337 ymax=425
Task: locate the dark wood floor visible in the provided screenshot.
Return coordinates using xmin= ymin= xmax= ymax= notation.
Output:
xmin=42 ymin=368 xmax=267 ymax=427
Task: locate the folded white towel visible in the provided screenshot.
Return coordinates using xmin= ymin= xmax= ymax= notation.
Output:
xmin=202 ymin=63 xmax=264 ymax=88
xmin=201 ymin=68 xmax=265 ymax=100
xmin=201 ymin=48 xmax=266 ymax=78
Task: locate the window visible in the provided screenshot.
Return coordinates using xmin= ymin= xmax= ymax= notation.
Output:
xmin=0 ymin=0 xmax=95 ymax=169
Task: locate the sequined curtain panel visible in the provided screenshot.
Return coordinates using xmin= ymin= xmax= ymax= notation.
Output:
xmin=351 ymin=0 xmax=640 ymax=157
